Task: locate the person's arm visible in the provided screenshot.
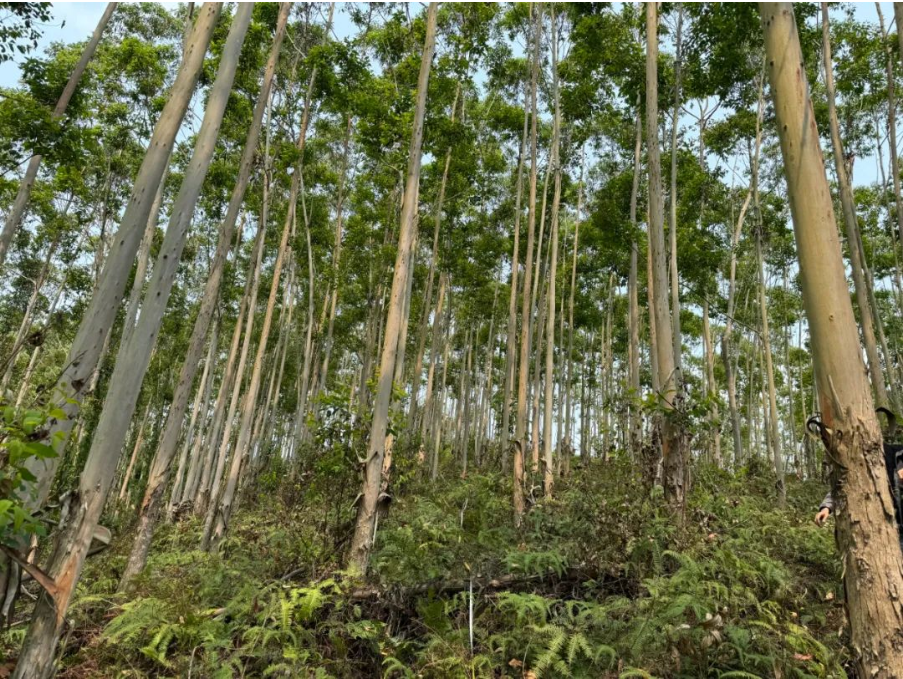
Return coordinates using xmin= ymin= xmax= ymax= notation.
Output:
xmin=815 ymin=491 xmax=833 ymax=526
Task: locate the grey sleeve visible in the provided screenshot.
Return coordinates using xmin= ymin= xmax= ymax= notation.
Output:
xmin=819 ymin=491 xmax=833 ymax=512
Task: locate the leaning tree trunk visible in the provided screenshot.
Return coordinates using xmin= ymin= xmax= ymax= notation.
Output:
xmin=762 ymin=5 xmax=903 ymax=676
xmin=646 ymin=3 xmax=685 ymax=510
xmin=22 ymin=4 xmax=221 ymax=519
xmin=348 ymin=2 xmax=437 ymax=574
xmin=0 ymin=2 xmax=118 ymax=267
xmin=12 ymin=6 xmax=244 ymax=676
xmin=822 ymin=3 xmax=889 ymax=409
xmin=118 ymin=3 xmax=287 ymax=590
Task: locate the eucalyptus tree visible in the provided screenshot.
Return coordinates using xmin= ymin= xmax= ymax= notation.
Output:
xmin=13 ymin=4 xmax=249 ymax=674
xmin=349 ymin=2 xmax=438 ymax=574
xmin=762 ymin=4 xmax=903 ymax=675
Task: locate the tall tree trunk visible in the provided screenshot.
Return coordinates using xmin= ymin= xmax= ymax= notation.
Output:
xmin=877 ymin=4 xmax=903 ymax=249
xmin=409 ymin=85 xmax=460 ymax=428
xmin=702 ymin=300 xmax=721 ymax=465
xmin=348 ymin=2 xmax=437 ymax=574
xmin=668 ymin=4 xmax=684 ymax=377
xmin=317 ymin=114 xmax=354 ymax=396
xmin=0 ymin=2 xmax=118 ymax=267
xmin=762 ymin=6 xmax=903 ymax=675
xmin=646 ymin=3 xmax=685 ymax=510
xmin=822 ymin=3 xmax=889 ymax=409
xmin=628 ymin=103 xmax=643 ymax=458
xmin=118 ymin=3 xmax=287 ymax=588
xmin=501 ymin=81 xmax=529 ymax=465
xmin=542 ymin=5 xmax=561 ymax=498
xmin=566 ymin=152 xmax=584 ymax=453
xmin=206 ymin=2 xmax=331 ymax=547
xmin=513 ymin=5 xmax=541 ymax=526
xmin=22 ymin=4 xmax=221 ymax=521
xmin=756 ymin=230 xmax=786 ymax=503
xmin=169 ymin=318 xmax=218 ymax=515
xmin=12 ymin=6 xmax=244 ymax=675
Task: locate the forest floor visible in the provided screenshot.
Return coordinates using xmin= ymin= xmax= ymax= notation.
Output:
xmin=2 ymin=454 xmax=847 ymax=678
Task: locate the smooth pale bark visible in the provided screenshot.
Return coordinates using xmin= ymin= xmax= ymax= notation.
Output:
xmin=317 ymin=115 xmax=354 ymax=396
xmin=723 ymin=79 xmax=762 ymax=466
xmin=646 ymin=3 xmax=685 ymax=509
xmin=514 ymin=5 xmax=541 ymax=525
xmin=755 ymin=230 xmax=785 ymax=503
xmin=762 ymin=5 xmax=903 ymax=675
xmin=420 ymin=274 xmax=447 ymax=445
xmin=821 ymin=3 xmax=888 ymax=409
xmin=12 ymin=6 xmax=242 ymax=676
xmin=207 ymin=19 xmax=329 ymax=547
xmin=22 ymin=4 xmax=221 ymax=521
xmin=668 ymin=4 xmax=684 ymax=377
xmin=169 ymin=319 xmax=218 ymax=514
xmin=501 ymin=82 xmax=529 ymax=464
xmin=542 ymin=5 xmax=561 ymax=498
xmin=122 ymin=176 xmax=166 ymax=351
xmin=627 ymin=104 xmax=643 ymax=457
xmin=348 ymin=3 xmax=436 ymax=574
xmin=877 ymin=4 xmax=903 ymax=248
xmin=116 ymin=403 xmax=152 ymax=503
xmin=0 ymin=3 xmax=118 ymax=267
xmin=529 ymin=165 xmax=551 ymax=472
xmin=566 ymin=154 xmax=584 ymax=450
xmin=702 ymin=300 xmax=721 ymax=465
xmin=118 ymin=3 xmax=286 ymax=588
xmin=409 ymin=85 xmax=460 ymax=428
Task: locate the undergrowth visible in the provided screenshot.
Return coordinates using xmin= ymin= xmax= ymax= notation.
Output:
xmin=1 ymin=455 xmax=847 ymax=678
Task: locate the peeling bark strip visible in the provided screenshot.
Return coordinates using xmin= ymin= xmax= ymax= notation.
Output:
xmin=761 ymin=4 xmax=903 ymax=676
xmin=12 ymin=5 xmax=247 ymax=676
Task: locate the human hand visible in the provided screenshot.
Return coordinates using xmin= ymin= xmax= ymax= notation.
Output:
xmin=814 ymin=507 xmax=831 ymax=526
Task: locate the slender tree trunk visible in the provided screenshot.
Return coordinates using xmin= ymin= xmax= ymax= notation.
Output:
xmin=348 ymin=3 xmax=436 ymax=574
xmin=0 ymin=2 xmax=118 ymax=267
xmin=822 ymin=3 xmax=889 ymax=409
xmin=668 ymin=4 xmax=684 ymax=377
xmin=118 ymin=3 xmax=286 ymax=587
xmin=628 ymin=103 xmax=643 ymax=458
xmin=513 ymin=5 xmax=541 ymax=526
xmin=762 ymin=6 xmax=903 ymax=675
xmin=22 ymin=4 xmax=221 ymax=520
xmin=501 ymin=82 xmax=529 ymax=465
xmin=116 ymin=403 xmax=152 ymax=503
xmin=409 ymin=86 xmax=460 ymax=428
xmin=169 ymin=319 xmax=218 ymax=516
xmin=13 ymin=6 xmax=244 ymax=675
xmin=702 ymin=300 xmax=721 ymax=465
xmin=542 ymin=6 xmax=561 ymax=498
xmin=646 ymin=3 xmax=685 ymax=510
xmin=756 ymin=230 xmax=786 ymax=503
xmin=207 ymin=3 xmax=331 ymax=546
xmin=317 ymin=115 xmax=354 ymax=396
xmin=877 ymin=4 xmax=903 ymax=250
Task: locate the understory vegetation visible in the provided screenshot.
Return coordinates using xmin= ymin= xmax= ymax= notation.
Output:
xmin=3 ymin=457 xmax=843 ymax=678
